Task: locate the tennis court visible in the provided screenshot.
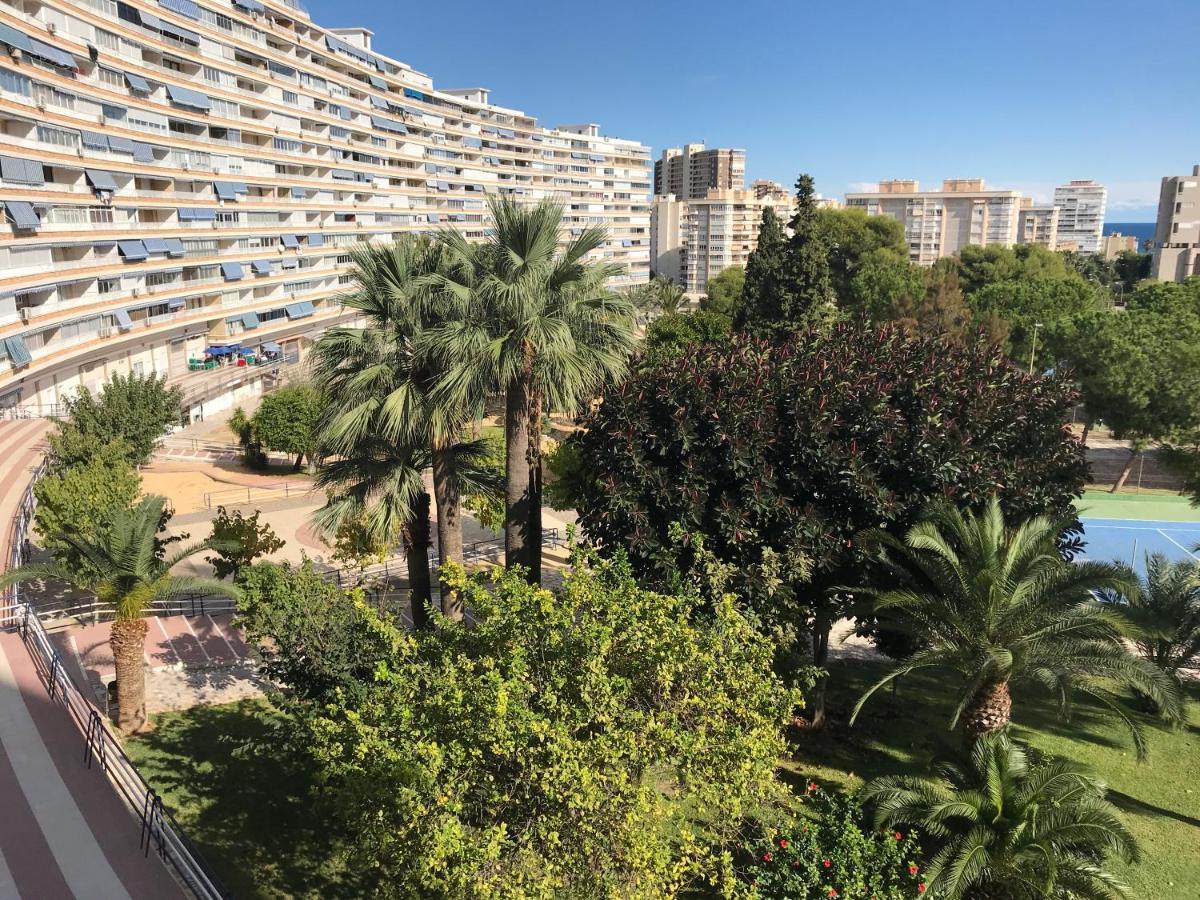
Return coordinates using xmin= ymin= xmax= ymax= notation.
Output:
xmin=1078 ymin=517 xmax=1200 ymax=570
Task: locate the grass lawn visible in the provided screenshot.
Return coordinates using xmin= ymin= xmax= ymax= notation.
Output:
xmin=125 ymin=700 xmax=355 ymax=899
xmin=1076 ymin=488 xmax=1200 ymax=522
xmin=784 ymin=660 xmax=1200 ymax=899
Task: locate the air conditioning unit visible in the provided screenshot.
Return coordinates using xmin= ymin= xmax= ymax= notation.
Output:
xmin=46 ymin=22 xmax=56 ymax=34
xmin=19 ymin=308 xmax=32 ymax=323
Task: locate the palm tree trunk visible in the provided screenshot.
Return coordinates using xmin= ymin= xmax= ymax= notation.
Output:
xmin=527 ymin=389 xmax=543 ymax=586
xmin=1111 ymin=447 xmax=1139 ymax=493
xmin=963 ymin=680 xmax=1012 ymax=743
xmin=431 ymin=441 xmax=464 ymax=620
xmin=406 ymin=492 xmax=433 ymax=629
xmin=110 ymin=618 xmax=148 ymax=734
xmin=504 ymin=349 xmax=536 ymax=581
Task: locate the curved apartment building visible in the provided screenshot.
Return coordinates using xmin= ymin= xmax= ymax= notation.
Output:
xmin=0 ymin=0 xmax=651 ymax=417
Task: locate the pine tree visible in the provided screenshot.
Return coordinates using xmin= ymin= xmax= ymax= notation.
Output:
xmin=734 ymin=206 xmax=789 ymax=332
xmin=735 ymin=175 xmax=834 ymax=336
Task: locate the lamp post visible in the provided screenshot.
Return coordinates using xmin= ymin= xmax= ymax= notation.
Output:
xmin=1028 ymin=322 xmax=1043 ymax=375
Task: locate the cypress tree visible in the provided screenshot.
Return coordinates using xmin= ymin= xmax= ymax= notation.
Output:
xmin=735 ymin=206 xmax=790 ymax=332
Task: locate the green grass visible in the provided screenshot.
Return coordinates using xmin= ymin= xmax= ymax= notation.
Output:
xmin=1076 ymin=489 xmax=1200 ymax=522
xmin=125 ymin=700 xmax=355 ymax=899
xmin=783 ymin=660 xmax=1200 ymax=899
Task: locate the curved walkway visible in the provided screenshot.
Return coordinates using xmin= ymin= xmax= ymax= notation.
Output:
xmin=0 ymin=420 xmax=183 ymax=899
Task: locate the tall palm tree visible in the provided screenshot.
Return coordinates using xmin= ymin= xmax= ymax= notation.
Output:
xmin=313 ymin=238 xmax=496 ymax=618
xmin=1102 ymin=552 xmax=1200 ymax=681
xmin=850 ymin=498 xmax=1182 ymax=757
xmin=426 ymin=195 xmax=636 ymax=582
xmin=1 ymin=496 xmax=238 ymax=734
xmin=863 ymin=730 xmax=1138 ymax=900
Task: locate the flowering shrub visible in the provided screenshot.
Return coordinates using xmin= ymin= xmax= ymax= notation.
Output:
xmin=740 ymin=787 xmax=924 ymax=899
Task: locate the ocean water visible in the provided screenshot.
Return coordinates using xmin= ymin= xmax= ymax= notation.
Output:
xmin=1103 ymin=222 xmax=1155 ymax=246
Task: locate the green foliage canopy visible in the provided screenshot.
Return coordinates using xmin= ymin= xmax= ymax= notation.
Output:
xmin=47 ymin=373 xmax=182 ymax=470
xmin=250 ymin=383 xmax=322 ymax=467
xmin=701 ymin=265 xmax=744 ymax=316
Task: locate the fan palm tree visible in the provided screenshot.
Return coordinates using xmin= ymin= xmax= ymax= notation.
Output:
xmin=627 ymin=275 xmax=686 ymax=324
xmin=425 ymin=195 xmax=636 ymax=582
xmin=314 ymin=238 xmax=497 ymax=618
xmin=850 ymin=497 xmax=1182 ymax=757
xmin=1101 ymin=552 xmax=1200 ymax=681
xmin=0 ymin=495 xmax=238 ymax=734
xmin=863 ymin=729 xmax=1138 ymax=899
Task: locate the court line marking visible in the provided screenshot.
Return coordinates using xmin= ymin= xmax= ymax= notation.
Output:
xmin=1155 ymin=529 xmax=1200 ymax=560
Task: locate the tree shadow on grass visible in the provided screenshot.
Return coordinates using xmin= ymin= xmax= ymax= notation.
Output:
xmin=128 ymin=700 xmax=363 ymax=900
xmin=1107 ymin=789 xmax=1200 ymax=829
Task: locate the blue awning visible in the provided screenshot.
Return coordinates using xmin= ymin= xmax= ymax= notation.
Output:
xmin=124 ymin=71 xmax=151 ymax=92
xmin=370 ymin=115 xmax=406 ymax=134
xmin=113 ymin=308 xmax=134 ymax=330
xmin=178 ymin=207 xmax=215 ymax=221
xmin=260 ymin=340 xmax=281 ymax=353
xmin=85 ymin=169 xmax=118 ymax=192
xmin=280 ymin=257 xmax=299 ymax=268
xmin=132 ymin=142 xmax=156 ymax=163
xmin=164 ymin=238 xmax=185 ymax=256
xmin=231 ymin=0 xmax=264 ymax=12
xmin=280 ymin=233 xmax=299 ymax=248
xmin=159 ymin=0 xmax=201 ymax=19
xmin=156 ymin=19 xmax=200 ymax=44
xmin=81 ymin=131 xmax=108 ymax=150
xmin=403 ymin=87 xmax=426 ymax=101
xmin=213 ymin=180 xmax=246 ymax=200
xmin=206 ymin=343 xmax=240 ymax=356
xmin=267 ymin=60 xmax=295 ymax=77
xmin=118 ymin=240 xmax=147 ymax=261
xmin=0 ymin=155 xmax=43 ymax=185
xmin=252 ymin=259 xmax=272 ymax=275
xmin=26 ymin=37 xmax=75 ymax=69
xmin=221 ymin=262 xmax=244 ymax=280
xmin=143 ymin=237 xmax=170 ymax=254
xmin=307 ymin=232 xmax=324 ymax=246
xmin=241 ymin=312 xmax=259 ymax=329
xmin=4 ymin=201 xmax=40 ymax=230
xmin=3 ymin=336 xmax=32 ymax=368
xmin=0 ymin=23 xmax=35 ymax=56
xmin=166 ymin=84 xmax=210 ymax=111
xmin=368 ymin=74 xmax=386 ymax=90
xmin=107 ymin=136 xmax=136 ymax=155
xmin=285 ymin=301 xmax=313 ymax=319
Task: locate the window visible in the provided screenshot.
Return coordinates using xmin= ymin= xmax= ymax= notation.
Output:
xmin=282 ymin=90 xmax=298 ymax=105
xmin=98 ymin=277 xmax=122 ymax=295
xmin=94 ymin=28 xmax=120 ymax=50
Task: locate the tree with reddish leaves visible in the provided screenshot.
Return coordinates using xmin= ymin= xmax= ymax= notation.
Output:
xmin=571 ymin=322 xmax=1088 ymax=725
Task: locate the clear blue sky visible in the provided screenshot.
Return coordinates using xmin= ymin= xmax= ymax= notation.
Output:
xmin=306 ymin=0 xmax=1199 ymax=221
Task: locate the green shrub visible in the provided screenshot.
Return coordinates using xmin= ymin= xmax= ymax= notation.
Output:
xmin=740 ymin=788 xmax=923 ymax=899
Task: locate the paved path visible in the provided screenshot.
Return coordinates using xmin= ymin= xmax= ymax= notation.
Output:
xmin=0 ymin=419 xmax=184 ymax=899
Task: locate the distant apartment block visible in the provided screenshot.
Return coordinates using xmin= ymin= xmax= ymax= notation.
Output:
xmin=1101 ymin=232 xmax=1139 ymax=259
xmin=1016 ymin=199 xmax=1059 ymax=249
xmin=1151 ymin=165 xmax=1200 ymax=282
xmin=1054 ymin=181 xmax=1107 ymax=253
xmin=654 ymin=144 xmax=745 ymax=199
xmin=844 ymin=179 xmax=1021 ymax=266
xmin=751 ymin=178 xmax=789 ymax=202
xmin=650 ymin=188 xmax=792 ymax=295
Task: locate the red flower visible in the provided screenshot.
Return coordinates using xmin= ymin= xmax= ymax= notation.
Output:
xmin=778 ymin=838 xmax=789 ymax=849
xmin=762 ymin=852 xmax=773 ymax=863
xmin=828 ymin=890 xmax=838 ymax=898
xmin=823 ymin=858 xmax=831 ymax=868
xmin=808 ymin=782 xmax=818 ymax=793
xmin=918 ymin=884 xmax=927 ymax=893
xmin=894 ymin=831 xmax=904 ymax=841
xmin=909 ymin=865 xmax=920 ymax=876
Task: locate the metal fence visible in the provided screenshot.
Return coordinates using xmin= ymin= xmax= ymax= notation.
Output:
xmin=2 ymin=460 xmax=231 ymax=899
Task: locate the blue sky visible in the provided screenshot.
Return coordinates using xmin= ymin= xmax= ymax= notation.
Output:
xmin=306 ymin=0 xmax=1200 ymax=221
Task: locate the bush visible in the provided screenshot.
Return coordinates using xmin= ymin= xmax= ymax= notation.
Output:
xmin=740 ymin=788 xmax=923 ymax=899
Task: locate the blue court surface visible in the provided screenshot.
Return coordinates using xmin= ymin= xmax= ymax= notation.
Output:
xmin=1078 ymin=517 xmax=1200 ymax=571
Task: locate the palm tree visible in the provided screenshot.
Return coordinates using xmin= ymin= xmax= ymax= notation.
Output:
xmin=0 ymin=496 xmax=238 ymax=734
xmin=426 ymin=195 xmax=635 ymax=583
xmin=863 ymin=730 xmax=1138 ymax=899
xmin=313 ymin=238 xmax=497 ymax=618
xmin=627 ymin=275 xmax=686 ymax=324
xmin=1102 ymin=552 xmax=1200 ymax=682
xmin=850 ymin=497 xmax=1182 ymax=757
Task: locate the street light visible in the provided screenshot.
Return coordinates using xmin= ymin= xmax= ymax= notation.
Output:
xmin=1028 ymin=322 xmax=1043 ymax=375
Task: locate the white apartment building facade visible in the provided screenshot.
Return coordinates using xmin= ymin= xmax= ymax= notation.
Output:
xmin=1053 ymin=180 xmax=1106 ymax=253
xmin=1016 ymin=199 xmax=1058 ymax=249
xmin=649 ymin=188 xmax=791 ymax=295
xmin=0 ymin=0 xmax=651 ymax=414
xmin=1151 ymin=165 xmax=1200 ymax=282
xmin=844 ymin=179 xmax=1021 ymax=266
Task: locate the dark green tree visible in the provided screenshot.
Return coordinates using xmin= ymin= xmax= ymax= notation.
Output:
xmin=817 ymin=206 xmax=908 ymax=303
xmin=572 ymin=324 xmax=1088 ymax=725
xmin=737 ymin=174 xmax=834 ymax=335
xmin=642 ymin=309 xmax=731 ymax=358
xmin=968 ymin=276 xmax=1101 ymax=364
